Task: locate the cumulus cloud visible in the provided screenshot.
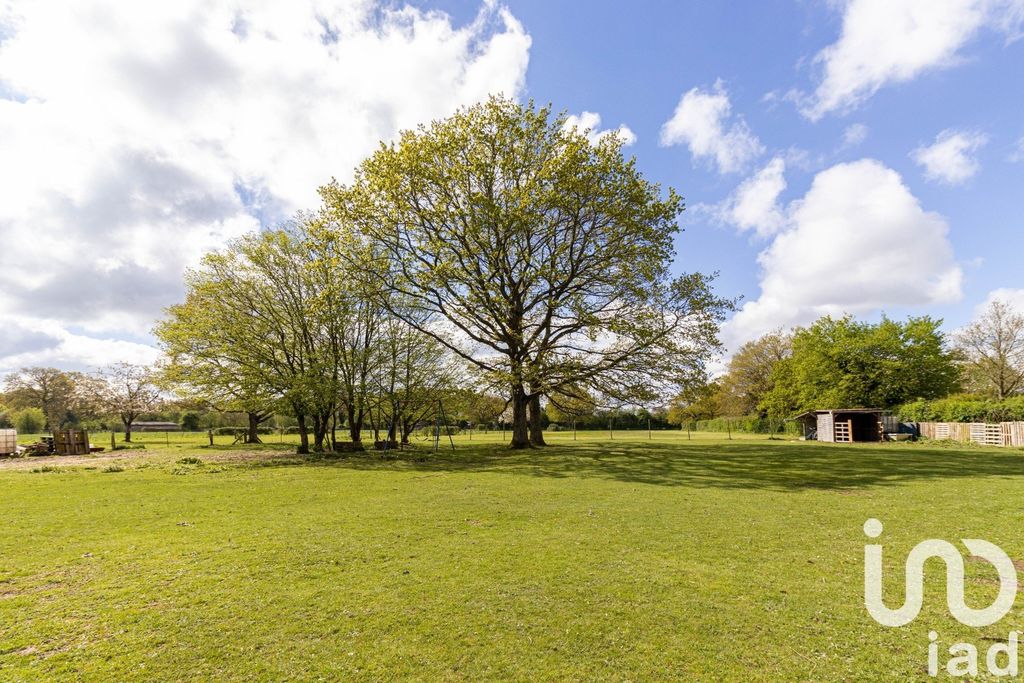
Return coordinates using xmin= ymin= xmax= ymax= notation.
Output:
xmin=0 ymin=317 xmax=161 ymax=375
xmin=799 ymin=0 xmax=1024 ymax=121
xmin=563 ymin=111 xmax=636 ymax=146
xmin=976 ymin=288 xmax=1024 ymax=314
xmin=911 ymin=129 xmax=988 ymax=184
xmin=714 ymin=157 xmax=788 ymax=238
xmin=723 ymin=159 xmax=963 ymax=349
xmin=0 ymin=323 xmax=62 ymax=361
xmin=0 ymin=0 xmax=531 ymax=370
xmin=659 ymin=79 xmax=764 ymax=174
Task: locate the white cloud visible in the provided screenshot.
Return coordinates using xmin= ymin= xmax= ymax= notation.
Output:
xmin=1009 ymin=135 xmax=1024 ymax=161
xmin=0 ymin=0 xmax=531 ymax=370
xmin=976 ymin=288 xmax=1024 ymax=315
xmin=724 ymin=159 xmax=963 ymax=349
xmin=799 ymin=0 xmax=1024 ymax=120
xmin=911 ymin=129 xmax=988 ymax=184
xmin=0 ymin=317 xmax=160 ymax=375
xmin=841 ymin=123 xmax=869 ymax=148
xmin=659 ymin=80 xmax=764 ymax=174
xmin=714 ymin=157 xmax=788 ymax=238
xmin=563 ymin=111 xmax=636 ymax=146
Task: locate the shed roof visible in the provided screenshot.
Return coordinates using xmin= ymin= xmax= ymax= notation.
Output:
xmin=793 ymin=408 xmax=884 ymax=420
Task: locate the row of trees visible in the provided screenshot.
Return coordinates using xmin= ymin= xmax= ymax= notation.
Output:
xmin=153 ymin=96 xmax=730 ymax=451
xmin=672 ymin=298 xmax=1024 ymax=425
xmin=0 ymin=364 xmax=160 ymax=440
xmin=0 ymin=359 xmax=521 ymax=442
xmin=155 ymin=218 xmax=470 ymax=452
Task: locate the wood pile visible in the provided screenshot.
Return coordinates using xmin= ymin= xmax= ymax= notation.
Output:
xmin=21 ymin=442 xmax=52 ymax=456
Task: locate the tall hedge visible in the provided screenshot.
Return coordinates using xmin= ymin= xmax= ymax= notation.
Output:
xmin=694 ymin=416 xmax=801 ymax=435
xmin=896 ymin=395 xmax=1024 ymax=423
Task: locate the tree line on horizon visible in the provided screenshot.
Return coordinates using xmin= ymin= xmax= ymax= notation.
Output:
xmin=670 ymin=299 xmax=1024 ymax=431
xmin=0 ymin=363 xmax=160 ymax=440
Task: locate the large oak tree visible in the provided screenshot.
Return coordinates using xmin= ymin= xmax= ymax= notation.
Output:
xmin=323 ymin=96 xmax=729 ymax=448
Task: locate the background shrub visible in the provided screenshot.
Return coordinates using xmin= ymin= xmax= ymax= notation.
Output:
xmin=895 ymin=395 xmax=1024 ymax=423
xmin=695 ymin=416 xmax=800 ymax=435
xmin=13 ymin=407 xmax=46 ymax=434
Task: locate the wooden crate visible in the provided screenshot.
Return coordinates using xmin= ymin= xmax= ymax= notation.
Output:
xmin=53 ymin=429 xmax=90 ymax=455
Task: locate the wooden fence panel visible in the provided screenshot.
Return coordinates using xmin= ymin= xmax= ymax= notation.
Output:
xmin=918 ymin=421 xmax=1024 ymax=447
xmin=953 ymin=423 xmax=971 ymax=443
xmin=1004 ymin=422 xmax=1024 ymax=447
xmin=985 ymin=423 xmax=1004 ymax=446
xmin=969 ymin=423 xmax=986 ymax=444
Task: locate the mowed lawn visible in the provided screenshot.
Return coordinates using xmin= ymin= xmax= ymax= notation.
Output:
xmin=2 ymin=432 xmax=1024 ymax=681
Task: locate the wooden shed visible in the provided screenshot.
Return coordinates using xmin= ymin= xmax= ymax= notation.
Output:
xmin=794 ymin=409 xmax=884 ymax=443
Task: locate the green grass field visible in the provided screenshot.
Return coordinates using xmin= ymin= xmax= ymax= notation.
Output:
xmin=2 ymin=432 xmax=1023 ymax=681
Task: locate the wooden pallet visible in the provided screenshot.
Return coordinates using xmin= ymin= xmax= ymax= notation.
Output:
xmin=834 ymin=420 xmax=852 ymax=443
xmin=919 ymin=421 xmax=1024 ymax=447
xmin=53 ymin=429 xmax=90 ymax=455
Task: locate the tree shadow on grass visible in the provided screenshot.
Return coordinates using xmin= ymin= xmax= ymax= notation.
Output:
xmin=299 ymin=440 xmax=1024 ymax=492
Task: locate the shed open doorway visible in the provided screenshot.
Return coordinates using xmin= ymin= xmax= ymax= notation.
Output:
xmin=794 ymin=409 xmax=884 ymax=443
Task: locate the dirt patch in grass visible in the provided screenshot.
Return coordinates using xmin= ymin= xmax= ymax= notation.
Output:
xmin=0 ymin=452 xmax=132 ymax=471
xmin=0 ymin=448 xmax=301 ymax=472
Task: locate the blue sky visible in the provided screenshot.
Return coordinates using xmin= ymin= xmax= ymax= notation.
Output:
xmin=0 ymin=0 xmax=1022 ymax=372
xmin=481 ymin=0 xmax=1024 ymax=346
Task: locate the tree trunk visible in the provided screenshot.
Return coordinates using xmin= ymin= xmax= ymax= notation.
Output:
xmin=528 ymin=391 xmax=546 ymax=446
xmin=401 ymin=417 xmax=413 ymax=445
xmin=509 ymin=384 xmax=530 ymax=449
xmin=312 ymin=411 xmax=331 ymax=452
xmin=246 ymin=412 xmax=263 ymax=444
xmin=123 ymin=418 xmax=132 ymax=443
xmin=387 ymin=405 xmax=399 ymax=442
xmin=347 ymin=405 xmax=363 ymax=444
xmin=311 ymin=414 xmax=322 ymax=451
xmin=296 ymin=413 xmax=309 ymax=454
